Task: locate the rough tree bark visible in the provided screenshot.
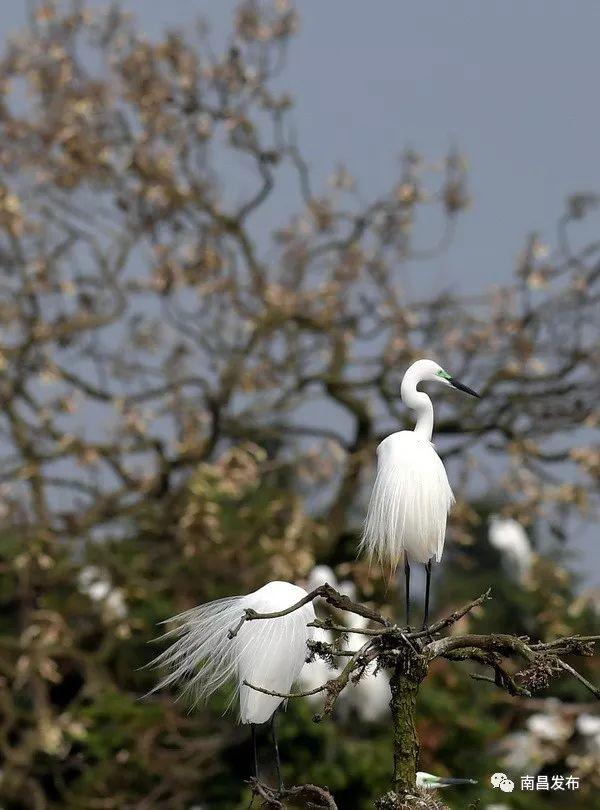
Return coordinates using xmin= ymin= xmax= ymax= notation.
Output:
xmin=390 ymin=649 xmax=428 ymax=797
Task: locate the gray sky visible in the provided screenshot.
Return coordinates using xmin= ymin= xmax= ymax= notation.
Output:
xmin=113 ymin=0 xmax=600 ymax=296
xmin=6 ymin=2 xmax=599 ymax=583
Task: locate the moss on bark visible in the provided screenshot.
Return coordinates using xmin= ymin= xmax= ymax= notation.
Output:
xmin=389 ymin=648 xmax=428 ymax=798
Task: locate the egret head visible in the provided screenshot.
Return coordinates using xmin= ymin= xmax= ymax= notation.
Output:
xmin=405 ymin=359 xmax=481 ymax=398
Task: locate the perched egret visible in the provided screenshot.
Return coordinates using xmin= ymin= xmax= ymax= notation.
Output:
xmin=488 ymin=516 xmax=533 ymax=583
xmin=416 ymin=771 xmax=477 ymax=789
xmin=360 ymin=359 xmax=480 ymax=626
xmin=151 ymin=580 xmax=314 ymax=787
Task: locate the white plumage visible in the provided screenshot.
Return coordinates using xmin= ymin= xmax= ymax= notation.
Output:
xmin=359 ymin=359 xmax=475 ymax=571
xmin=488 ymin=516 xmax=533 ymax=583
xmin=152 ymin=580 xmax=314 ymax=725
xmin=361 ymin=430 xmax=454 ymax=567
xmin=307 ymin=564 xmax=337 ymax=591
xmin=347 ymin=662 xmax=391 ymax=722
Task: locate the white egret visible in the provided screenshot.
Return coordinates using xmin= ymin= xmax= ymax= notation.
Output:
xmin=360 ymin=359 xmax=480 ymax=627
xmin=336 ymin=579 xmax=357 ymax=601
xmin=416 ymin=771 xmax=477 ymax=789
xmin=151 ymin=580 xmax=314 ymax=787
xmin=576 ymin=712 xmax=600 ymax=737
xmin=307 ymin=564 xmax=337 ymax=591
xmin=348 ymin=662 xmax=390 ymax=723
xmin=526 ymin=711 xmax=571 ymax=742
xmin=78 ymin=565 xmax=128 ymax=620
xmin=488 ymin=516 xmax=533 ymax=583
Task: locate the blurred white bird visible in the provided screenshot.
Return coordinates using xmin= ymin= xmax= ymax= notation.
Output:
xmin=336 ymin=579 xmax=357 ymax=601
xmin=526 ymin=711 xmax=571 ymax=742
xmin=307 ymin=564 xmax=337 ymax=591
xmin=151 ymin=580 xmax=314 ymax=786
xmin=347 ymin=662 xmax=390 ymax=723
xmin=576 ymin=713 xmax=600 ymax=737
xmin=78 ymin=565 xmax=127 ymax=620
xmin=329 ymin=583 xmax=391 ymax=723
xmin=488 ymin=516 xmax=533 ymax=583
xmin=360 ymin=359 xmax=480 ymax=627
xmin=577 ymin=713 xmax=600 ymax=754
xmin=416 ymin=771 xmax=477 ymax=789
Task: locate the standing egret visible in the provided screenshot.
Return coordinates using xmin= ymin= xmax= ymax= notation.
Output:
xmin=488 ymin=516 xmax=533 ymax=583
xmin=360 ymin=359 xmax=480 ymax=627
xmin=151 ymin=580 xmax=314 ymax=787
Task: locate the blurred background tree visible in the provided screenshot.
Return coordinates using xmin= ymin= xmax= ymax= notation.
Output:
xmin=0 ymin=1 xmax=598 ymax=808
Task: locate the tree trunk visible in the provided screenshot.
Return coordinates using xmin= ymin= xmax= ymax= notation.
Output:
xmin=389 ymin=649 xmax=428 ymax=798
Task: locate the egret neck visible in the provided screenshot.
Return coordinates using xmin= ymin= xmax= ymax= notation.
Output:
xmin=401 ymin=367 xmax=434 ymax=441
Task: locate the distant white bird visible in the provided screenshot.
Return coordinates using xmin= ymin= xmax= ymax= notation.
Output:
xmin=78 ymin=565 xmax=127 ymax=620
xmin=416 ymin=771 xmax=477 ymax=789
xmin=151 ymin=580 xmax=314 ymax=786
xmin=347 ymin=662 xmax=390 ymax=723
xmin=576 ymin=712 xmax=600 ymax=737
xmin=336 ymin=580 xmax=357 ymax=601
xmin=488 ymin=516 xmax=533 ymax=583
xmin=526 ymin=711 xmax=571 ymax=742
xmin=360 ymin=359 xmax=480 ymax=626
xmin=577 ymin=713 xmax=600 ymax=754
xmin=307 ymin=564 xmax=337 ymax=591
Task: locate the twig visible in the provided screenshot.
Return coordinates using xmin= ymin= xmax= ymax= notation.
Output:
xmin=243 ymin=680 xmax=330 ymax=700
xmin=228 ymin=584 xmax=391 ymax=640
xmin=243 ymin=636 xmax=376 ymax=718
xmin=308 ymin=619 xmax=383 ymax=636
xmin=424 ymin=632 xmax=534 ymax=662
xmin=556 ymin=658 xmax=600 ymax=699
xmin=249 ymin=777 xmax=338 ymax=809
xmin=409 ymin=589 xmax=491 ymax=640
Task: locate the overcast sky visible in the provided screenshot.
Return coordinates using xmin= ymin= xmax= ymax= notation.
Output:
xmin=6 ymin=2 xmax=599 ymax=583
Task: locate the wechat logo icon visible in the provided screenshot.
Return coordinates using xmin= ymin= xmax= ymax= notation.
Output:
xmin=491 ymin=772 xmax=515 ymax=793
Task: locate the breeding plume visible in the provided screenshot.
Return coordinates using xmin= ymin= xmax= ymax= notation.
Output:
xmin=151 ymin=580 xmax=314 ymax=786
xmin=360 ymin=359 xmax=480 ymax=626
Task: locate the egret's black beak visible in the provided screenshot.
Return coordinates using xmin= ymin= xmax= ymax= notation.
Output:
xmin=437 ymin=778 xmax=478 ymax=786
xmin=450 ymin=378 xmax=480 ymax=398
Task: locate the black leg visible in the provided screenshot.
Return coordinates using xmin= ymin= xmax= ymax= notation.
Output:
xmin=251 ymin=723 xmax=259 ymax=781
xmin=423 ymin=559 xmax=432 ymax=629
xmin=404 ymin=557 xmax=411 ymax=628
xmin=270 ymin=710 xmax=283 ymax=791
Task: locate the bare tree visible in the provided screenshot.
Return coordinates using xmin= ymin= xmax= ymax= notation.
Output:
xmin=0 ymin=2 xmax=598 ymax=807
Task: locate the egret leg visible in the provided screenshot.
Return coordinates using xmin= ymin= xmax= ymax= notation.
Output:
xmin=270 ymin=710 xmax=283 ymax=791
xmin=404 ymin=557 xmax=411 ymax=628
xmin=251 ymin=723 xmax=259 ymax=781
xmin=423 ymin=559 xmax=432 ymax=629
